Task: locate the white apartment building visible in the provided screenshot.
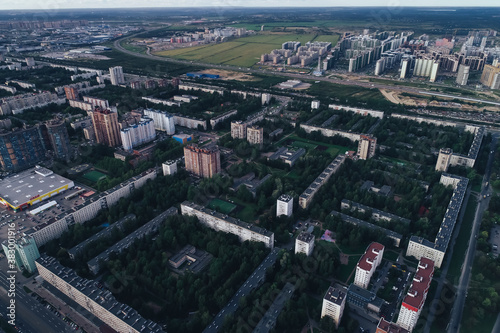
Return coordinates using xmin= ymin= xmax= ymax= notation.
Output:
xmin=120 ymin=117 xmax=156 ymax=152
xmin=354 ymin=242 xmax=384 ymax=289
xmin=144 ymin=108 xmax=175 ymax=135
xmin=180 ymin=201 xmax=274 ymax=248
xmin=109 ymin=66 xmax=125 ymax=85
xmin=276 ymin=194 xmax=293 ymax=217
xmin=321 ymin=286 xmax=346 ymax=329
xmin=295 ymin=232 xmax=315 ymax=256
xmin=162 ymin=160 xmax=177 ymax=176
xmin=231 ymin=121 xmax=247 ymax=139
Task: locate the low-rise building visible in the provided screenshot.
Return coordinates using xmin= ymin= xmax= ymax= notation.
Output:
xmin=180 ymin=201 xmax=274 ymax=248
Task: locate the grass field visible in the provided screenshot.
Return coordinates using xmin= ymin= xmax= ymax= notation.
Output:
xmin=82 ymin=170 xmax=107 ymax=183
xmin=207 ymin=198 xmax=237 ymax=214
xmin=337 ymin=254 xmax=361 ymax=284
xmin=154 ymin=33 xmax=319 ymax=67
xmin=447 ymin=198 xmax=477 ymax=285
xmin=278 ymin=135 xmax=350 ymax=157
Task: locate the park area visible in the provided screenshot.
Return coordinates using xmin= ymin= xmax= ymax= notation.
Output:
xmin=207 ymin=198 xmax=237 ymax=214
xmin=154 ymin=32 xmax=339 ymax=68
xmin=278 ymin=135 xmax=349 ymax=157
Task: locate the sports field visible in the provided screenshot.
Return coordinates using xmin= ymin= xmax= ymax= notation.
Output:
xmin=82 ymin=170 xmax=107 ymax=183
xmin=155 ymin=33 xmax=321 ymax=67
xmin=207 ymin=198 xmax=237 ymax=214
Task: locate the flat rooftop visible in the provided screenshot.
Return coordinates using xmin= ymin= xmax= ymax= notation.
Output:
xmin=0 ymin=166 xmax=74 ymax=208
xmin=36 ymin=255 xmax=164 ymax=333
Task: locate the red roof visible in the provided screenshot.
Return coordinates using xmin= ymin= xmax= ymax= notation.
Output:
xmin=401 ymin=257 xmax=434 ymax=312
xmin=357 ymin=242 xmax=384 ymax=272
xmin=377 ymin=318 xmax=409 ymax=333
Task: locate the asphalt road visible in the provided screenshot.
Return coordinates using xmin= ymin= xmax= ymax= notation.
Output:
xmin=113 ymin=36 xmax=500 ymax=108
xmin=0 ymin=268 xmax=71 ymax=333
xmin=203 ymin=246 xmax=282 ymax=333
xmin=447 ymin=135 xmax=498 ymax=332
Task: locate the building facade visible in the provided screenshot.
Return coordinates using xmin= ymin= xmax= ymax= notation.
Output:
xmin=2 ymin=236 xmax=40 ymax=273
xmin=480 ymin=63 xmax=500 ymax=89
xmin=247 ymin=126 xmax=263 ymax=146
xmin=143 ymin=108 xmax=175 ymax=135
xmin=354 ymin=242 xmax=384 ymax=289
xmin=162 ymin=160 xmax=177 ymax=176
xmin=88 ymin=108 xmax=121 ymax=147
xmin=321 ymin=286 xmax=346 ymax=329
xmin=231 ymin=121 xmax=247 ymax=139
xmin=109 ymin=66 xmax=125 ymax=85
xmin=456 ymin=64 xmax=470 ymax=86
xmin=358 ymin=134 xmax=377 ymax=160
xmin=120 ymin=117 xmax=156 ymax=152
xmin=276 ymin=194 xmax=293 ymax=217
xmin=183 ymin=145 xmax=221 ymax=178
xmin=44 ymin=119 xmax=72 ymax=162
xmin=295 ymin=232 xmax=315 ymax=256
xmin=180 ymin=201 xmax=274 ymax=248
xmin=396 ymin=258 xmax=434 ymax=332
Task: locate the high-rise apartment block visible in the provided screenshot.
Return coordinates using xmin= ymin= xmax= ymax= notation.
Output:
xmin=109 ymin=66 xmax=125 ymax=85
xmin=143 ymin=108 xmax=175 ymax=135
xmin=357 ymin=134 xmax=377 ymax=160
xmin=183 ymin=145 xmax=221 ymax=178
xmin=321 ymin=286 xmax=346 ymax=329
xmin=311 ymin=100 xmax=321 ymax=110
xmin=247 ymin=126 xmax=263 ymax=146
xmin=480 ymin=63 xmax=500 ymax=89
xmin=456 ymin=64 xmax=470 ymax=86
xmin=88 ymin=108 xmax=121 ymax=147
xmin=277 ymin=194 xmax=293 ymax=217
xmin=354 ymin=242 xmax=384 ymax=289
xmin=2 ymin=236 xmax=40 ymax=273
xmin=396 ymin=258 xmax=434 ymax=332
xmin=44 ymin=119 xmax=72 ymax=162
xmin=295 ymin=232 xmax=315 ymax=256
xmin=0 ymin=126 xmax=47 ymax=171
xmin=120 ymin=118 xmax=156 ymax=152
xmin=162 ymin=160 xmax=177 ymax=176
xmin=231 ymin=121 xmax=247 ymax=139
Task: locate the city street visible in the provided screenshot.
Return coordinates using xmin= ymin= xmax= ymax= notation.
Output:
xmin=447 ymin=134 xmax=498 ymax=332
xmin=203 ymin=247 xmax=282 ymax=333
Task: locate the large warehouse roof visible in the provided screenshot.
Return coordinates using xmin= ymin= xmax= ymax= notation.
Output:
xmin=0 ymin=166 xmax=73 ymax=209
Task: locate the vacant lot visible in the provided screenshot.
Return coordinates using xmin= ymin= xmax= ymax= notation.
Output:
xmin=155 ymin=33 xmax=320 ymax=67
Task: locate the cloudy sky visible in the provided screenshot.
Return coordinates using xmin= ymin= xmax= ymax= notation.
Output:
xmin=0 ymin=0 xmax=499 ymax=10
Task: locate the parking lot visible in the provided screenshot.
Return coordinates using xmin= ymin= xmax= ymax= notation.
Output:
xmin=0 ymin=185 xmax=92 ymax=241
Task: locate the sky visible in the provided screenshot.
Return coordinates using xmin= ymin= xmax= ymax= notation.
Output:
xmin=0 ymin=1 xmax=500 ymax=11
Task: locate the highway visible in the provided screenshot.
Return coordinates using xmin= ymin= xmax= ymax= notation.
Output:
xmin=447 ymin=134 xmax=498 ymax=332
xmin=113 ymin=36 xmax=500 ymax=108
xmin=203 ymin=246 xmax=282 ymax=333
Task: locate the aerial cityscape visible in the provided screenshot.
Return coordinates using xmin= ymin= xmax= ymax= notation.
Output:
xmin=0 ymin=5 xmax=500 ymax=333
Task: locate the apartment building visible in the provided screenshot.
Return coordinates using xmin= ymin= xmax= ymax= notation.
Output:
xmin=295 ymin=232 xmax=315 ymax=256
xmin=354 ymin=242 xmax=385 ymax=289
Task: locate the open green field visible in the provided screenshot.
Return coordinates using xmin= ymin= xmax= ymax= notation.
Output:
xmin=82 ymin=170 xmax=107 ymax=183
xmin=337 ymin=254 xmax=361 ymax=284
xmin=313 ymin=34 xmax=340 ymax=46
xmin=207 ymin=198 xmax=237 ymax=214
xmin=278 ymin=135 xmax=349 ymax=157
xmin=447 ymin=197 xmax=477 ymax=285
xmin=154 ymin=33 xmax=318 ymax=67
xmin=229 ymin=20 xmax=368 ymax=31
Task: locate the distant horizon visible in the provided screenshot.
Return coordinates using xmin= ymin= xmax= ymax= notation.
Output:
xmin=1 ymin=3 xmax=500 ymax=11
